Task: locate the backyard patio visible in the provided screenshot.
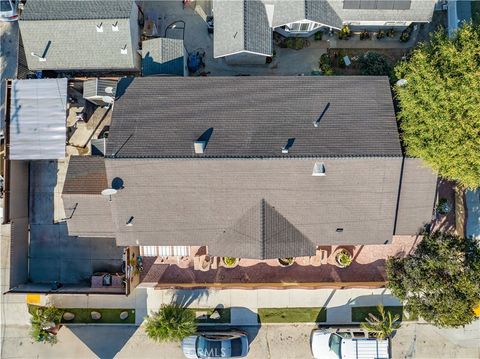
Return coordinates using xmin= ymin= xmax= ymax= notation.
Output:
xmin=139 ymin=236 xmax=422 ymax=289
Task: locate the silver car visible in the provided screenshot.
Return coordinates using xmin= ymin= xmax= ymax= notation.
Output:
xmin=0 ymin=0 xmax=17 ymax=21
xmin=182 ymin=331 xmax=249 ymax=358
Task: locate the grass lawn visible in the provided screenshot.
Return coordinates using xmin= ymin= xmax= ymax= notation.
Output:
xmin=351 ymin=306 xmax=406 ymax=323
xmin=258 ymin=307 xmax=326 ymax=323
xmin=61 ymin=308 xmax=136 ymax=324
xmin=189 ymin=308 xmax=231 ymax=324
xmin=472 ymin=1 xmax=480 ymax=26
xmin=28 ymin=305 xmax=136 ymax=324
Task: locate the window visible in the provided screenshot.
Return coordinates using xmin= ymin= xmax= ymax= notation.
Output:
xmin=328 ymin=334 xmax=342 ymax=359
xmin=312 ymin=162 xmax=326 ymax=176
xmin=286 ymin=21 xmax=314 ymax=33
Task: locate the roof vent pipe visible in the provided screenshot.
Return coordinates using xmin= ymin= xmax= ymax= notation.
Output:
xmin=96 ymin=22 xmax=103 ymax=32
xmin=194 ymin=141 xmax=206 ymax=154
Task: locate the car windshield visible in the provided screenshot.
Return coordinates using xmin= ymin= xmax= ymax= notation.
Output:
xmin=0 ymin=0 xmax=12 ymax=11
xmin=328 ymin=334 xmax=342 ymax=359
xmin=196 ymin=336 xmax=224 ymax=358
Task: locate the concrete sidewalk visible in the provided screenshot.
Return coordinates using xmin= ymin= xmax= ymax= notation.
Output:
xmin=44 ymin=287 xmax=401 ymax=326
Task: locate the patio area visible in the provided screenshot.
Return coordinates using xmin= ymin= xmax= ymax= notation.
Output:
xmin=139 ymin=236 xmax=421 ymax=289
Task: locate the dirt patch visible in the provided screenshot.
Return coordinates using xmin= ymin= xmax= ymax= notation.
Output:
xmin=326 ymin=48 xmax=407 ymax=75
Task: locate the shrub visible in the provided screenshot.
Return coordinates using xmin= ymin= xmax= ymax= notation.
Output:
xmin=386 ymin=28 xmax=396 ymax=37
xmin=400 ymin=25 xmax=413 ymax=42
xmin=436 ymin=198 xmax=452 ymax=215
xmin=144 ymin=304 xmax=197 ymax=342
xmin=29 ymin=305 xmax=64 ymax=345
xmin=376 ymin=30 xmax=385 ymax=39
xmin=338 ymin=25 xmax=351 ymax=40
xmin=360 ymin=30 xmax=371 ymax=40
xmin=314 ymin=31 xmax=323 ymax=41
xmin=285 ymin=37 xmax=305 ymax=50
xmin=360 ymin=304 xmax=401 ymax=339
xmin=278 ymin=257 xmax=294 ymax=266
xmin=358 ymin=52 xmax=392 ymax=76
xmin=319 ymin=53 xmax=334 ymax=75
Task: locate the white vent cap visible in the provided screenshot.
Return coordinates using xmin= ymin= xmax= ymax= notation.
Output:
xmin=96 ymin=22 xmax=103 ymax=32
xmin=194 ymin=141 xmax=206 ymax=154
xmin=312 ymin=162 xmax=326 ymax=176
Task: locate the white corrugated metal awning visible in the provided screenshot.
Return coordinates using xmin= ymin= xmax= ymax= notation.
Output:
xmin=9 ymin=78 xmax=67 ymax=160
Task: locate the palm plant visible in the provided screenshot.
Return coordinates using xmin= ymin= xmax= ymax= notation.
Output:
xmin=144 ymin=304 xmax=197 ymax=342
xmin=360 ymin=304 xmax=401 ymax=339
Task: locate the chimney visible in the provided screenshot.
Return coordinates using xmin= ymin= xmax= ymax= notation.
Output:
xmin=194 ymin=141 xmax=206 ymax=154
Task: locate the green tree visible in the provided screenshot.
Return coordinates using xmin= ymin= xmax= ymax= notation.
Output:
xmin=360 ymin=304 xmax=401 ymax=339
xmin=29 ymin=305 xmax=64 ymax=345
xmin=394 ymin=23 xmax=480 ymax=189
xmin=386 ymin=232 xmax=480 ymax=327
xmin=144 ymin=304 xmax=197 ymax=342
xmin=359 ymin=52 xmax=392 ymax=76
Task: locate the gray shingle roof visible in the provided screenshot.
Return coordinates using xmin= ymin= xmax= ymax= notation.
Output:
xmin=142 ymin=38 xmax=185 ymax=76
xmin=19 ymin=1 xmax=137 ymax=71
xmin=63 ymin=156 xmax=115 ymax=237
xmin=213 ymin=0 xmax=272 ymax=57
xmin=394 ymin=158 xmax=437 ymax=235
xmin=20 ymin=0 xmax=134 ymax=21
xmin=107 ymin=76 xmax=402 ymax=159
xmin=63 ymin=156 xmax=108 ymax=195
xmin=104 ymin=157 xmax=405 ymax=258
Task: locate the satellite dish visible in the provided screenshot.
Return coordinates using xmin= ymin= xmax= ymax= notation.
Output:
xmin=102 ymin=96 xmax=114 ymax=104
xmin=101 ymin=188 xmax=117 ymax=201
xmin=101 ymin=188 xmax=117 ymax=196
xmin=104 ymin=86 xmax=114 ymax=94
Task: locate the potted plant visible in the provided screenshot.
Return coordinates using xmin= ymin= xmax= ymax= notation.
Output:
xmin=400 ymin=25 xmax=413 ymax=42
xmin=376 ymin=30 xmax=385 ymax=39
xmin=359 ymin=29 xmax=370 ymax=40
xmin=222 ymin=256 xmax=239 ymax=268
xmin=335 ymin=249 xmax=353 ymax=268
xmin=278 ymin=257 xmax=295 ymax=267
xmin=337 ymin=25 xmax=351 ymax=40
xmin=436 ymin=198 xmax=452 ymax=215
xmin=386 ymin=28 xmax=396 ymax=38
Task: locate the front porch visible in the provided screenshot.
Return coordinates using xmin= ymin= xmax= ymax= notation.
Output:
xmin=138 ymin=236 xmax=421 ymax=289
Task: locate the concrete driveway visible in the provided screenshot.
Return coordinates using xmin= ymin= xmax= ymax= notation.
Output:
xmin=140 ymin=0 xmax=325 ymax=76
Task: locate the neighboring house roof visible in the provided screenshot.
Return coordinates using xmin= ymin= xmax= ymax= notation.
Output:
xmin=9 ymin=78 xmax=67 ymax=160
xmin=19 ymin=0 xmax=138 ymax=71
xmin=20 ymin=0 xmax=134 ymax=20
xmin=63 ymin=156 xmax=114 ymax=237
xmin=213 ymin=0 xmax=435 ymax=57
xmin=107 ymin=76 xmax=402 ymax=159
xmin=213 ymin=0 xmax=272 ymax=58
xmin=83 ymin=79 xmax=118 ymax=100
xmin=142 ymin=38 xmax=185 ymax=76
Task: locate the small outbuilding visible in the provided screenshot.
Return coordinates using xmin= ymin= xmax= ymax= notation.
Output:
xmin=142 ymin=38 xmax=187 ymax=76
xmin=9 ymin=78 xmax=67 ymax=160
